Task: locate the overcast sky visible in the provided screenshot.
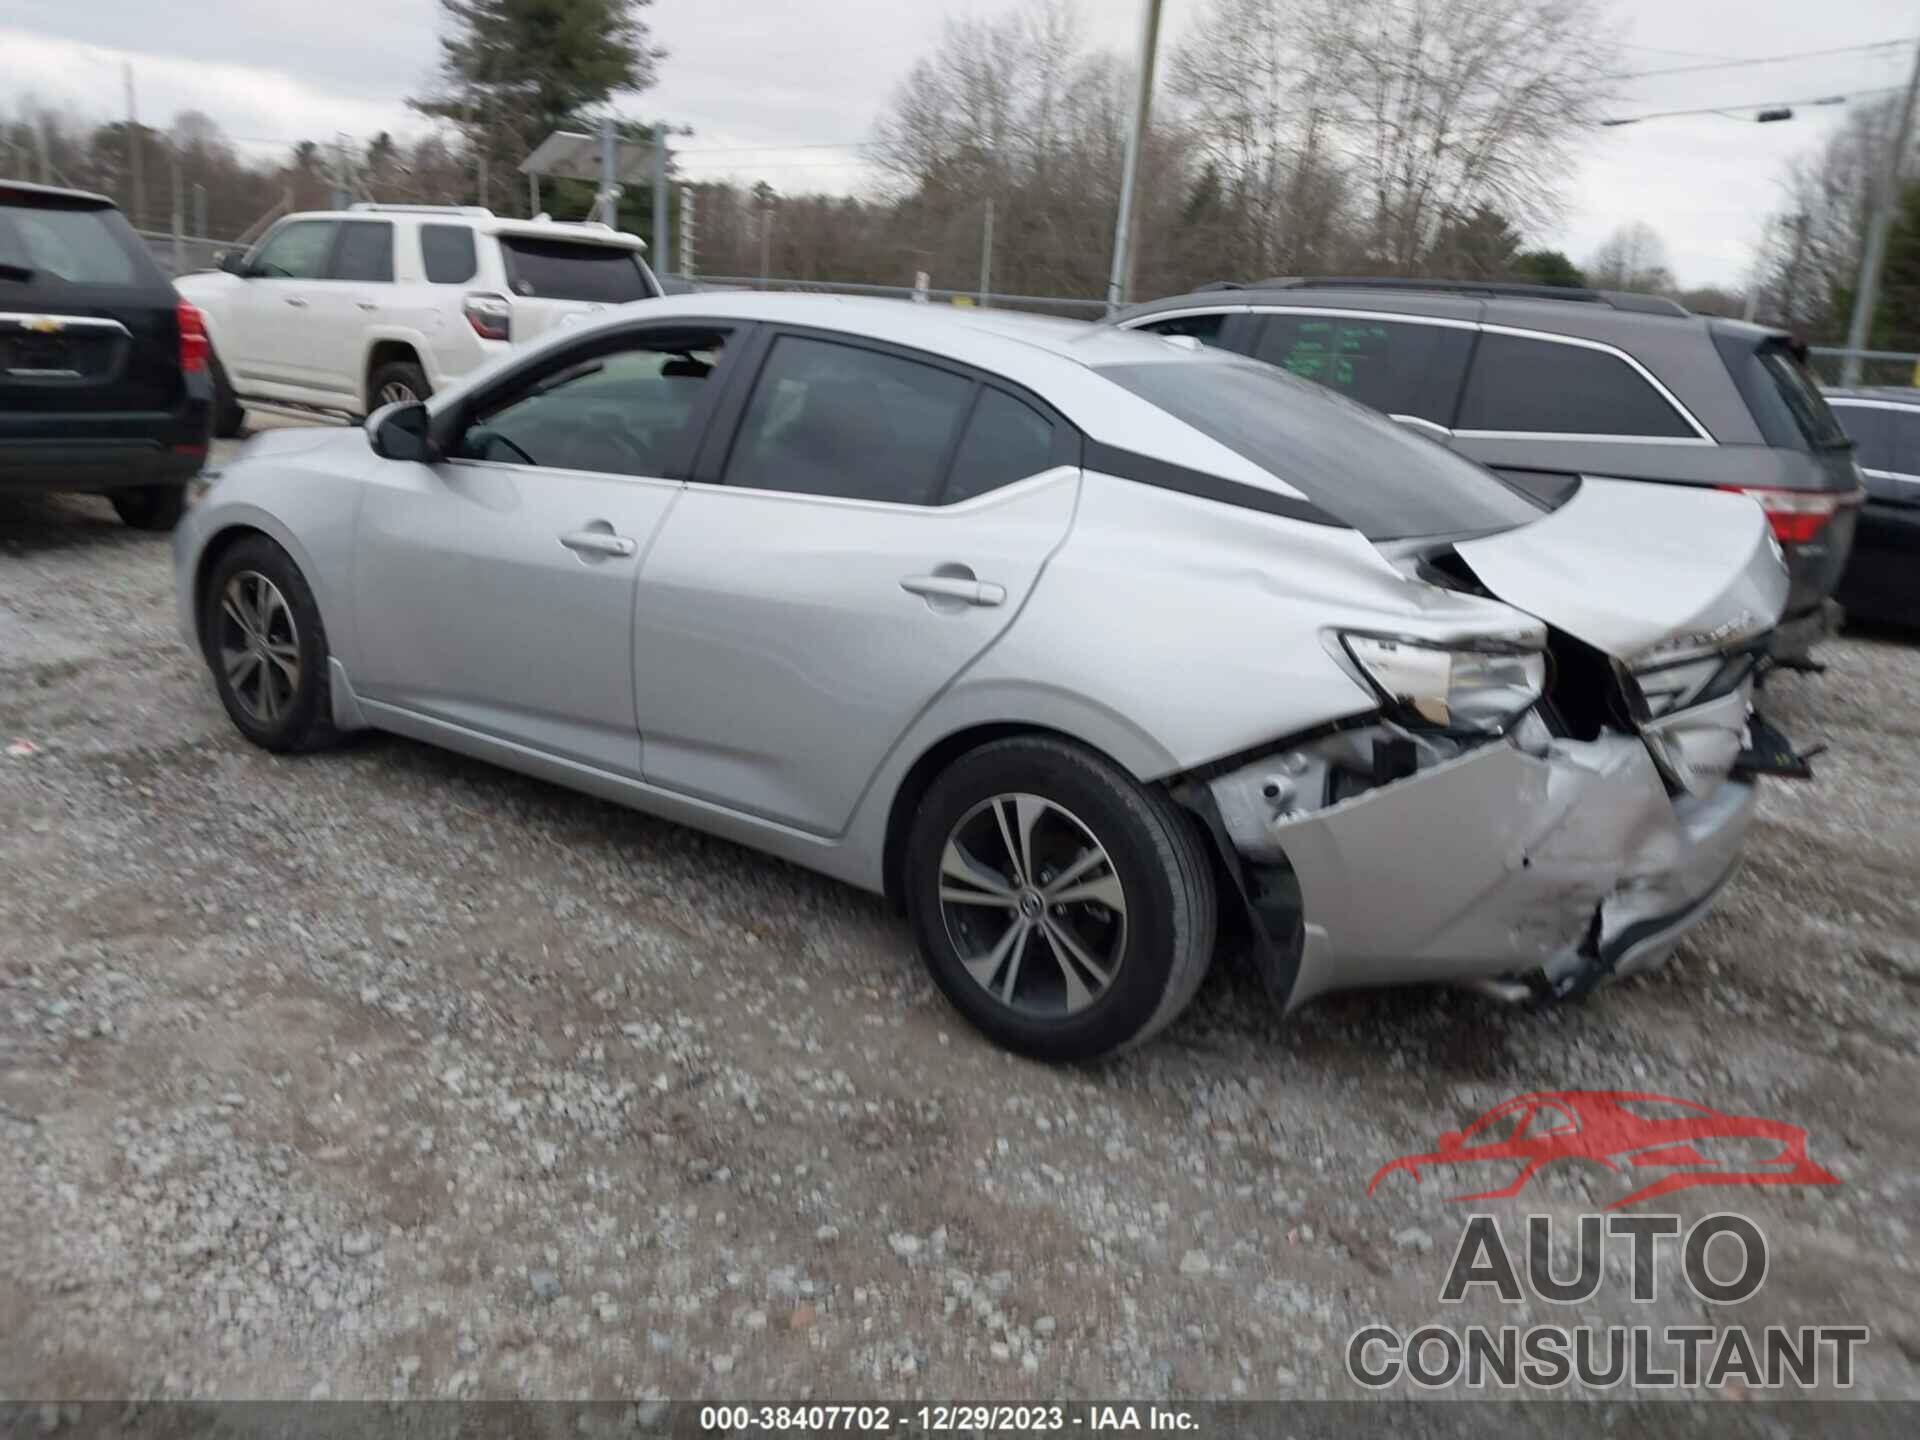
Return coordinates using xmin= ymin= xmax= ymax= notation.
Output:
xmin=2 ymin=0 xmax=1916 ymax=289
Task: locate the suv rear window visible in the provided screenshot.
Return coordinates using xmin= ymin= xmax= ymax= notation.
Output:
xmin=1096 ymin=358 xmax=1543 ymax=542
xmin=498 ymin=237 xmax=655 ymax=303
xmin=1757 ymin=341 xmax=1850 ymax=450
xmin=0 ymin=199 xmax=145 ymax=287
xmin=420 ymin=224 xmax=477 ymax=284
xmin=1456 ymin=332 xmax=1697 ymax=438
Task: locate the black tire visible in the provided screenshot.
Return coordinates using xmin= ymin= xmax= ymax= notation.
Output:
xmin=110 ymin=484 xmax=187 ymax=531
xmin=201 ymin=535 xmax=340 ymax=753
xmin=904 ymin=736 xmax=1216 ymax=1062
xmin=368 ymin=358 xmax=430 ymax=412
xmin=209 ymin=347 xmax=245 ymax=438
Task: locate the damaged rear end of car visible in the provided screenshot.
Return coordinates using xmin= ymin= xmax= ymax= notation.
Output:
xmin=1096 ymin=349 xmax=1813 ymax=1014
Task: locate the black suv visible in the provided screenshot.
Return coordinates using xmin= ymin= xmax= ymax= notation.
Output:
xmin=1113 ymin=279 xmax=1864 ymax=662
xmin=1 ymin=180 xmax=211 ymax=529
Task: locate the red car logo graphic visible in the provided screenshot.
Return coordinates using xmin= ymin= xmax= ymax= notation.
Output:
xmin=1367 ymin=1090 xmax=1839 ymax=1209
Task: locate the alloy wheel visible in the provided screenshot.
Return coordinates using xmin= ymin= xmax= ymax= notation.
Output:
xmin=217 ymin=570 xmax=301 ymax=725
xmin=937 ymin=792 xmax=1128 ymax=1017
xmin=378 ymin=381 xmax=419 ymax=405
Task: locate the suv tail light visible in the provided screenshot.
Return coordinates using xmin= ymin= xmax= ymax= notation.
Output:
xmin=176 ymin=300 xmax=208 ymax=373
xmin=1716 ymin=485 xmax=1847 ymax=545
xmin=463 ymin=292 xmax=511 ymax=342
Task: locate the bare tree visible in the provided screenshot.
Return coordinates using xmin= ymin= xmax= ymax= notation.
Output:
xmin=1333 ymin=0 xmax=1616 ymax=272
xmin=1587 ymin=221 xmax=1675 ymax=292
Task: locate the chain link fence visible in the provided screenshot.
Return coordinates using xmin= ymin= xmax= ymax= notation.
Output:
xmin=1806 ymin=347 xmax=1920 ymax=389
xmin=137 ymin=229 xmax=234 ymax=278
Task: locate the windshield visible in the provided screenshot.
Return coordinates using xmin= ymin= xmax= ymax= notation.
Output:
xmin=498 ymin=237 xmax=657 ymax=303
xmin=1095 ymin=357 xmax=1544 ymax=542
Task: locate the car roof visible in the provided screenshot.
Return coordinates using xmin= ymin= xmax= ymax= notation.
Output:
xmin=1117 ymin=281 xmax=1789 ymax=444
xmin=273 ymin=207 xmax=648 ymax=250
xmin=454 ymin=291 xmax=1333 ymax=504
xmin=0 ymin=178 xmax=116 ymax=208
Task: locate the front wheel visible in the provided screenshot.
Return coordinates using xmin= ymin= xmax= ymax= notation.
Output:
xmin=903 ymin=736 xmax=1216 ymax=1062
xmin=201 ymin=535 xmax=340 ymax=753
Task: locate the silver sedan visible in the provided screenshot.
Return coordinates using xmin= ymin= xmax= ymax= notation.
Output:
xmin=175 ymin=293 xmax=1799 ymax=1059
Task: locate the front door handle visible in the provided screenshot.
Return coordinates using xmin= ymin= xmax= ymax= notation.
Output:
xmin=283 ymin=296 xmax=308 ymax=308
xmin=559 ymin=529 xmax=638 ymax=558
xmin=901 ymin=574 xmax=1006 ymax=607
xmin=356 ymin=300 xmax=379 ymax=312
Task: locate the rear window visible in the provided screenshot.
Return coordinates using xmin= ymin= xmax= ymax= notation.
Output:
xmin=1254 ymin=314 xmax=1473 ymax=426
xmin=331 ymin=221 xmax=394 ymax=283
xmin=0 ymin=200 xmax=144 ymax=286
xmin=1096 ymin=358 xmax=1543 ymax=542
xmin=498 ymin=237 xmax=656 ymax=303
xmin=1757 ymin=342 xmax=1850 ymax=450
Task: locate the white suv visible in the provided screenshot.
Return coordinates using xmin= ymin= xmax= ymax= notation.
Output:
xmin=176 ymin=204 xmax=661 ymax=435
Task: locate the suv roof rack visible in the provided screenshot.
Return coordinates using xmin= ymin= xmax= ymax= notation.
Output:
xmin=348 ymin=203 xmax=496 ymax=218
xmin=1221 ymin=276 xmax=1692 ymax=318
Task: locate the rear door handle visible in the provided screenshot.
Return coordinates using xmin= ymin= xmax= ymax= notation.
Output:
xmin=901 ymin=574 xmax=1006 ymax=607
xmin=355 ymin=300 xmax=378 ymax=312
xmin=559 ymin=529 xmax=638 ymax=558
xmin=283 ymin=296 xmax=308 ymax=308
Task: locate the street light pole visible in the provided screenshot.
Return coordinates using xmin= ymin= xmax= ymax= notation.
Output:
xmin=1105 ymin=0 xmax=1164 ymax=313
xmin=1841 ymin=37 xmax=1920 ymax=385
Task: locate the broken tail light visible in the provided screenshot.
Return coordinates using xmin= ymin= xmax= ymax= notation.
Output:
xmin=1716 ymin=485 xmax=1853 ymax=545
xmin=176 ymin=300 xmax=208 ymax=374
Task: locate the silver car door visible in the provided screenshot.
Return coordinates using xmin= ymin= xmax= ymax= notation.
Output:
xmin=633 ymin=333 xmax=1078 ymax=835
xmin=351 ymin=324 xmax=738 ymax=775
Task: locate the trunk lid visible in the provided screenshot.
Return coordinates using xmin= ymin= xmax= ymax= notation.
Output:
xmin=1451 ymin=477 xmax=1788 ymax=665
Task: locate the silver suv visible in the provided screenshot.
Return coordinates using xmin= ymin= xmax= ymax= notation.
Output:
xmin=176 ymin=204 xmax=661 ymax=435
xmin=1114 ymin=279 xmax=1865 ymax=664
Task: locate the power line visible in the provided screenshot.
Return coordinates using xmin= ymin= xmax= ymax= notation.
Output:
xmin=1608 ymin=38 xmax=1914 ymax=83
xmin=1600 ymin=85 xmax=1901 ymax=127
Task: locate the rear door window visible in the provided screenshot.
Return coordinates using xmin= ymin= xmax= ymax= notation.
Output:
xmin=1096 ymin=356 xmax=1543 ymax=541
xmin=723 ymin=335 xmax=974 ymax=504
xmin=1885 ymin=408 xmax=1920 ymax=477
xmin=250 ymin=220 xmax=338 ymax=280
xmin=330 ymin=221 xmax=394 ymax=283
xmin=420 ymin=224 xmax=478 ymax=284
xmin=499 ymin=237 xmax=656 ymax=302
xmin=1457 ymin=332 xmax=1697 ymax=438
xmin=0 ymin=201 xmax=142 ymax=286
xmin=1831 ymin=403 xmax=1892 ymax=470
xmin=1252 ymin=313 xmax=1472 ymax=426
xmin=943 ymin=387 xmax=1057 ymax=503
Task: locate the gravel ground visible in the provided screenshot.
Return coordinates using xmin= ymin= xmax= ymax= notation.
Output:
xmin=2 ymin=457 xmax=1918 ymax=1405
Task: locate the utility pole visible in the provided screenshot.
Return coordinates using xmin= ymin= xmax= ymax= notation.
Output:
xmin=977 ymin=195 xmax=995 ymax=306
xmin=679 ymin=185 xmax=697 ymax=279
xmin=193 ymin=183 xmax=207 ymax=239
xmin=1105 ymin=0 xmax=1164 ymax=312
xmin=1841 ymin=35 xmax=1920 ymax=385
xmin=759 ymin=194 xmax=772 ymax=285
xmin=124 ymin=63 xmax=144 ymax=230
xmin=34 ymin=114 xmax=53 ymax=185
xmin=652 ymin=122 xmax=670 ymax=274
xmin=170 ymin=142 xmax=184 ymax=275
xmin=595 ymin=113 xmax=618 ymax=226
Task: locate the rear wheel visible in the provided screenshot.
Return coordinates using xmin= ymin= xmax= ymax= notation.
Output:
xmin=202 ymin=535 xmax=340 ymax=753
xmin=209 ymin=347 xmax=245 ymax=438
xmin=904 ymin=736 xmax=1216 ymax=1061
xmin=369 ymin=358 xmax=430 ymax=410
xmin=110 ymin=484 xmax=187 ymax=531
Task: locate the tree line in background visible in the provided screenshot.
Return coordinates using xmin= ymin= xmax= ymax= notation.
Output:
xmin=0 ymin=0 xmax=1899 ymax=345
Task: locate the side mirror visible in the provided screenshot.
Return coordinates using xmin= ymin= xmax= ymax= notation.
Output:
xmin=367 ymin=400 xmax=437 ymax=463
xmin=217 ymin=249 xmax=249 ymax=276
